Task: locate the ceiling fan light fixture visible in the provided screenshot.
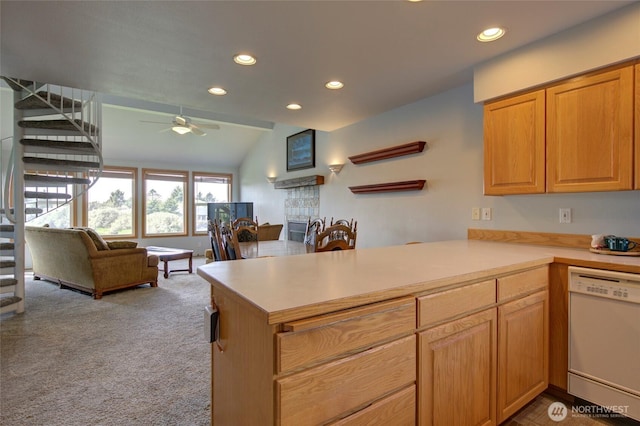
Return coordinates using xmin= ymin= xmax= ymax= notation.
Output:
xmin=477 ymin=27 xmax=506 ymax=42
xmin=233 ymin=54 xmax=257 ymax=65
xmin=208 ymin=87 xmax=227 ymax=95
xmin=172 ymin=125 xmax=191 ymax=135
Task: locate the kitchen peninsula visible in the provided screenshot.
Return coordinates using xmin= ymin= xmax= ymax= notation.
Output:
xmin=197 ymin=239 xmax=640 ymax=425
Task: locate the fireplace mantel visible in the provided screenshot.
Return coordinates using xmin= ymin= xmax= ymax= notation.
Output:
xmin=273 ymin=175 xmax=324 ymax=189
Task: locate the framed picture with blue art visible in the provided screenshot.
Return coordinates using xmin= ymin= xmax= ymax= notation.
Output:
xmin=287 ymin=129 xmax=315 ymax=171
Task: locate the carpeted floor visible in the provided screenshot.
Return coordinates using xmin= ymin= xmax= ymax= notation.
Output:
xmin=0 ymin=258 xmax=211 ymax=426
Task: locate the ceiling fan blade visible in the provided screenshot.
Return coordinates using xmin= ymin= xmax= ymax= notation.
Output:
xmin=193 ymin=123 xmax=220 ymax=130
xmin=189 ymin=124 xmax=206 ymax=136
xmin=140 ymin=120 xmax=171 ymax=125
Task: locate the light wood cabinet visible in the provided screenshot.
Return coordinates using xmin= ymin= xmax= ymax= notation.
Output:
xmin=418 ymin=308 xmax=497 ymax=426
xmin=275 ymin=296 xmax=416 ymax=425
xmin=418 ymin=266 xmax=549 ymax=425
xmin=547 ymin=65 xmax=634 ymax=192
xmin=635 ymin=64 xmax=640 ymax=190
xmin=483 ymin=62 xmax=636 ymax=195
xmin=483 ymin=90 xmax=546 ymax=195
xmin=497 ymin=290 xmax=549 ymax=422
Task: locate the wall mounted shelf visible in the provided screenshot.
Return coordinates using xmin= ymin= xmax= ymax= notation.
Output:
xmin=273 ymin=175 xmax=324 ymax=189
xmin=348 ymin=141 xmax=426 ymax=164
xmin=349 ymin=180 xmax=426 ymax=194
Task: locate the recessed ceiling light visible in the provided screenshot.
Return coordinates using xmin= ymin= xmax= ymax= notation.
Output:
xmin=208 ymin=87 xmax=227 ymax=96
xmin=233 ymin=54 xmax=257 ymax=65
xmin=325 ymin=81 xmax=344 ymax=90
xmin=477 ymin=27 xmax=506 ymax=42
xmin=286 ymin=103 xmax=302 ymax=110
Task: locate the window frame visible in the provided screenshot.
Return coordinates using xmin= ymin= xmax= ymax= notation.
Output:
xmin=142 ymin=168 xmax=189 ymax=238
xmin=82 ymin=166 xmax=138 ymax=239
xmin=192 ymin=171 xmax=232 ymax=236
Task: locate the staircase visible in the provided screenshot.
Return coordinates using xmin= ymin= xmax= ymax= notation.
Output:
xmin=0 ymin=77 xmax=102 ymax=315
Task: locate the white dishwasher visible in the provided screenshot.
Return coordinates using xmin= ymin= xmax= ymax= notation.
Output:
xmin=568 ymin=266 xmax=640 ymax=421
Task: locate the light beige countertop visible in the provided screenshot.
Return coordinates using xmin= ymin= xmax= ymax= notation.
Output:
xmin=197 ymin=239 xmax=640 ymax=324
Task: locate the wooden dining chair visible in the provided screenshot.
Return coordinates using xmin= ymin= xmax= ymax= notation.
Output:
xmin=232 ymin=217 xmax=259 ymax=242
xmin=209 ymin=220 xmax=227 ymax=261
xmin=314 ymin=224 xmax=357 ymax=252
xmin=304 ymin=217 xmax=325 ymax=247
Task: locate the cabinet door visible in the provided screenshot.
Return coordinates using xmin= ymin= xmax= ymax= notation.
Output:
xmin=547 ymin=65 xmax=633 ymax=192
xmin=497 ymin=290 xmax=548 ymax=423
xmin=635 ymin=64 xmax=640 ymax=190
xmin=483 ymin=90 xmax=546 ymax=195
xmin=419 ymin=308 xmax=497 ymax=426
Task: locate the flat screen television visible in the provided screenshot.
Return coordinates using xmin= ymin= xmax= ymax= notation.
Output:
xmin=207 ymin=202 xmax=253 ymax=226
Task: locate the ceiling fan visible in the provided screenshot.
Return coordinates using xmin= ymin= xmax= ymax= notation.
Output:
xmin=140 ymin=108 xmax=220 ymax=136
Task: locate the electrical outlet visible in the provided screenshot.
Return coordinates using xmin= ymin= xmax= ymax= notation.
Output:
xmin=559 ymin=208 xmax=572 ymax=224
xmin=481 ymin=207 xmax=492 ymax=221
xmin=472 ymin=207 xmax=480 ymax=220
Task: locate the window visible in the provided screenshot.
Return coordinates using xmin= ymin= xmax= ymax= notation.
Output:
xmin=143 ymin=169 xmax=188 ymax=237
xmin=84 ymin=167 xmax=137 ymax=238
xmin=193 ymin=172 xmax=231 ymax=234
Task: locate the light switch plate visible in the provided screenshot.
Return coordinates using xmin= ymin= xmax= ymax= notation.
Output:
xmin=472 ymin=207 xmax=480 ymax=220
xmin=481 ymin=207 xmax=492 ymax=221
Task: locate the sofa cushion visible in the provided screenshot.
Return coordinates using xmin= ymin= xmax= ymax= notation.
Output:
xmin=107 ymin=241 xmax=138 ymax=250
xmin=72 ymin=227 xmax=110 ymax=250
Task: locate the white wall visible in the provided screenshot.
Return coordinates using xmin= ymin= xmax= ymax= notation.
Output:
xmin=239 ymin=83 xmax=640 ymax=249
xmin=474 ymin=2 xmax=640 ymax=102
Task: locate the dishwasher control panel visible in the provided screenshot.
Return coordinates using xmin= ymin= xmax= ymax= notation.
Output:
xmin=569 ymin=266 xmax=640 ymax=303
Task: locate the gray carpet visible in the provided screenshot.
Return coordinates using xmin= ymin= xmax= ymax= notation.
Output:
xmin=0 ymin=258 xmax=211 ymax=426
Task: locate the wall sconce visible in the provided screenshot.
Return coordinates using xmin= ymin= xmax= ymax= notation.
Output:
xmin=266 ymin=176 xmax=277 ymax=183
xmin=328 ymin=164 xmax=344 ymax=174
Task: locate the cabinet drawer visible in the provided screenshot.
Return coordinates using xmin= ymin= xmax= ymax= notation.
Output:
xmin=418 ymin=279 xmax=496 ymax=328
xmin=498 ymin=266 xmax=548 ymax=302
xmin=277 ymin=335 xmax=416 ymax=426
xmin=328 ymin=385 xmax=415 ymax=426
xmin=277 ymin=297 xmax=415 ymax=372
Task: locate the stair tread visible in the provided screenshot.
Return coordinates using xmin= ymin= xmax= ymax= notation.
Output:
xmin=21 ymin=139 xmax=97 ymax=152
xmin=0 ymin=278 xmax=17 ymax=287
xmin=0 ymin=225 xmax=15 ymax=232
xmin=23 ymin=157 xmax=100 ymax=169
xmin=15 ymin=92 xmax=81 ymax=110
xmin=24 ymin=174 xmax=91 ymax=185
xmin=24 ymin=191 xmax=72 ymax=200
xmin=18 ymin=119 xmax=98 ymax=133
xmin=0 ymin=208 xmax=44 ymax=215
xmin=0 ymin=296 xmax=22 ymax=308
xmin=0 ymin=260 xmax=16 ymax=268
xmin=0 ymin=243 xmax=15 ymax=250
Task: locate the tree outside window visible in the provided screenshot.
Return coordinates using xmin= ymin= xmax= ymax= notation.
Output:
xmin=85 ymin=167 xmax=137 ymax=237
xmin=193 ymin=172 xmax=231 ymax=234
xmin=143 ymin=169 xmax=188 ymax=237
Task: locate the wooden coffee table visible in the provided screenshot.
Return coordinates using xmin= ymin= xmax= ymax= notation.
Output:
xmin=145 ymin=246 xmax=193 ymax=278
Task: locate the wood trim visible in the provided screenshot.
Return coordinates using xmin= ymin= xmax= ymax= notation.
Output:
xmin=348 ymin=141 xmax=426 ymax=164
xmin=349 ymin=180 xmax=426 ymax=194
xmin=273 ymin=175 xmax=324 ymax=189
xmin=468 ymin=228 xmax=593 ymax=249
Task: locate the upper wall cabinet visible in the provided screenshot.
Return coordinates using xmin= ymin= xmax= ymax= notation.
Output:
xmin=483 ymin=90 xmax=546 ymax=195
xmin=483 ymin=61 xmax=637 ymax=195
xmin=635 ymin=64 xmax=640 ymax=190
xmin=546 ymin=65 xmax=634 ymax=193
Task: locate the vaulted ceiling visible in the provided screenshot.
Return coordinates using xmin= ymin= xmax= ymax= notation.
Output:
xmin=1 ymin=1 xmax=634 ymax=167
